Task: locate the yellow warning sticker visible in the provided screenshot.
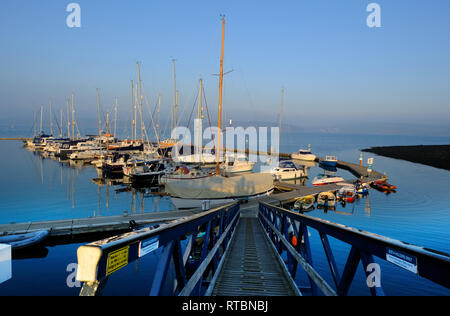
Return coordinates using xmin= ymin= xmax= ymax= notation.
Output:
xmin=106 ymin=246 xmax=129 ymax=276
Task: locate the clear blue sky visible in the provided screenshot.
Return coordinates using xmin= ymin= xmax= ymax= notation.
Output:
xmin=1 ymin=0 xmax=450 ymax=136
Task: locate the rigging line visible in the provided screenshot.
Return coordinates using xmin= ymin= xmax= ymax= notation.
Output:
xmin=185 ymin=90 xmax=199 ymax=130
xmin=141 ymin=84 xmax=159 ymax=144
xmin=51 ymin=107 xmax=62 ymax=136
xmin=202 ymin=82 xmax=215 ymax=147
xmin=162 ymin=105 xmax=171 ymax=139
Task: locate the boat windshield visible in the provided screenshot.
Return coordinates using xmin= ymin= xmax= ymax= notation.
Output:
xmin=279 ymin=161 xmax=297 ymax=169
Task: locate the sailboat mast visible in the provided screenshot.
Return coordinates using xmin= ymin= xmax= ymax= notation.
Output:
xmin=106 ymin=111 xmax=110 ymax=155
xmin=60 ymin=109 xmax=63 ymax=138
xmin=71 ymin=92 xmax=75 ymax=140
xmin=137 ymin=62 xmax=144 ymax=141
xmin=157 ymin=94 xmax=161 ymax=145
xmin=134 ymin=84 xmax=138 ymax=141
xmin=33 ymin=109 xmax=37 ymax=137
xmin=97 ymin=88 xmax=102 ymax=136
xmin=40 ymin=105 xmax=43 ymax=134
xmin=172 ymin=59 xmax=177 ymax=136
xmin=216 ymin=16 xmax=226 ymax=175
xmin=49 ymin=101 xmax=53 ymax=136
xmin=66 ymin=99 xmax=70 ymax=138
xmin=114 ymin=97 xmax=118 ymax=138
xmin=279 ymin=87 xmax=284 ymax=151
xmin=130 ymin=80 xmax=134 ymax=140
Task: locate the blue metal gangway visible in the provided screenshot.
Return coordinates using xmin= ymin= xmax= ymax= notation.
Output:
xmin=75 ymin=201 xmax=450 ymax=296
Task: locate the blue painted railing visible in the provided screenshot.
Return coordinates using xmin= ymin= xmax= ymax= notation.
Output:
xmin=76 ymin=203 xmax=240 ymax=296
xmin=258 ymin=202 xmax=450 ymax=296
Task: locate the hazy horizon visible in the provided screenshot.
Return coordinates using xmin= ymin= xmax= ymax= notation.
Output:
xmin=1 ymin=0 xmax=450 ymax=137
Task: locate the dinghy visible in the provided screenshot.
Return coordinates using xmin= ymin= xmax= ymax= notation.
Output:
xmin=0 ymin=230 xmax=49 ymax=250
xmin=293 ymin=195 xmax=315 ymax=212
xmin=317 ymin=191 xmax=336 ymax=208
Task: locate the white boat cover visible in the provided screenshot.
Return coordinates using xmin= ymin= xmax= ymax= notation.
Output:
xmin=165 ymin=173 xmax=274 ymax=199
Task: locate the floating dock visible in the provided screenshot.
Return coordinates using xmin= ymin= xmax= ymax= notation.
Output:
xmin=0 ymin=209 xmax=203 ymax=238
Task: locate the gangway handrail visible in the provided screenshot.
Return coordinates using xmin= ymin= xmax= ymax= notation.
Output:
xmin=76 ymin=202 xmax=240 ymax=296
xmin=258 ymin=202 xmax=450 ymax=296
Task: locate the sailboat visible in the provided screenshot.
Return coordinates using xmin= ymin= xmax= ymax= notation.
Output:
xmin=159 ymin=59 xmax=181 ymax=150
xmin=165 ymin=16 xmax=274 ymax=210
xmin=173 ymin=78 xmax=218 ymax=165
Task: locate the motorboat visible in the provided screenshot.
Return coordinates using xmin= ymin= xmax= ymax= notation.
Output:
xmin=101 ymin=153 xmax=130 ymax=175
xmin=336 ymin=185 xmax=357 ymax=203
xmin=293 ymin=195 xmax=315 ymax=212
xmin=270 ymin=160 xmax=306 ymax=181
xmin=354 ymin=181 xmax=369 ymax=195
xmin=123 ymin=159 xmax=166 ymax=184
xmin=371 ymin=179 xmax=397 ymax=192
xmin=291 ymin=145 xmax=316 ymax=161
xmin=220 ymin=154 xmax=255 ymax=175
xmin=321 ymin=155 xmax=338 ymax=167
xmin=69 ymin=149 xmax=104 ymax=160
xmin=317 ymin=191 xmax=336 ymax=208
xmin=312 ymin=174 xmax=344 ymax=186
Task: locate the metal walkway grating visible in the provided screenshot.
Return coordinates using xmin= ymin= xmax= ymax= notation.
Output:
xmin=211 ymin=217 xmax=298 ymax=296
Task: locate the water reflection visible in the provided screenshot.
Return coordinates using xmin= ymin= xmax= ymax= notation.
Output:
xmin=17 ymin=146 xmax=173 ymax=222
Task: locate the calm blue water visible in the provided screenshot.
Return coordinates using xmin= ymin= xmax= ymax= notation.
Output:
xmin=0 ymin=131 xmax=449 ymax=296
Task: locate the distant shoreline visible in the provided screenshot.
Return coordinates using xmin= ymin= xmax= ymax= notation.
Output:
xmin=362 ymin=145 xmax=450 ymax=171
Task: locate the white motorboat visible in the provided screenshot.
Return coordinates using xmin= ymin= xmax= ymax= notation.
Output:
xmin=270 ymin=160 xmax=306 ymax=181
xmin=69 ymin=149 xmax=104 ymax=160
xmin=220 ymin=154 xmax=255 ymax=175
xmin=312 ymin=174 xmax=344 ymax=186
xmin=291 ymin=145 xmax=316 ymax=161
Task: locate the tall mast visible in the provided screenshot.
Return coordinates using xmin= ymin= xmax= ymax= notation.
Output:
xmin=137 ymin=62 xmax=144 ymax=141
xmin=279 ymin=87 xmax=284 ymax=151
xmin=40 ymin=105 xmax=43 ymax=134
xmin=157 ymin=94 xmax=161 ymax=145
xmin=71 ymin=92 xmax=75 ymax=140
xmin=49 ymin=101 xmax=53 ymax=136
xmin=33 ymin=109 xmax=37 ymax=137
xmin=216 ymin=16 xmax=226 ymax=175
xmin=66 ymin=99 xmax=70 ymax=138
xmin=60 ymin=109 xmax=63 ymax=138
xmin=134 ymin=84 xmax=138 ymax=141
xmin=130 ymin=80 xmax=134 ymax=140
xmin=97 ymin=88 xmax=102 ymax=136
xmin=106 ymin=111 xmax=110 ymax=155
xmin=172 ymin=58 xmax=178 ymax=136
xmin=114 ymin=97 xmax=118 ymax=138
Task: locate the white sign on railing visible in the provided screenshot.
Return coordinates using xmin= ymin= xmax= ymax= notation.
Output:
xmin=0 ymin=244 xmax=12 ymax=284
